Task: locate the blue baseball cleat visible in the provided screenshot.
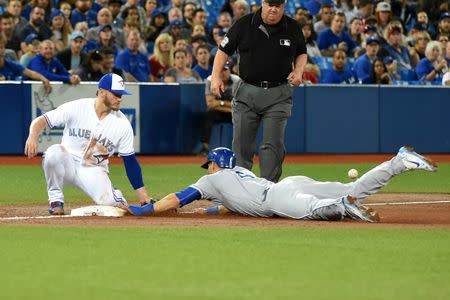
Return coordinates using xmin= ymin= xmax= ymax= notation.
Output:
xmin=397 ymin=146 xmax=438 ymax=172
xmin=48 ymin=201 xmax=64 ymax=215
xmin=343 ymin=196 xmax=380 ymax=223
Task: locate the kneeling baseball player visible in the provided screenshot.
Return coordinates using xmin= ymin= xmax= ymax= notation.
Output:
xmin=24 ymin=73 xmax=153 ymax=215
xmin=122 ymin=146 xmax=437 ymax=222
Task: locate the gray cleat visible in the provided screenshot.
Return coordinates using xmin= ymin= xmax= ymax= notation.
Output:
xmin=397 ymin=146 xmax=438 ymax=172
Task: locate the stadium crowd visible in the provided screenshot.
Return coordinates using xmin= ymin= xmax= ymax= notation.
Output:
xmin=0 ymin=0 xmax=448 ymax=86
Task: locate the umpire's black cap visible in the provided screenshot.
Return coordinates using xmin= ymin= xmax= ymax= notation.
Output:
xmin=263 ymin=0 xmax=286 ymax=4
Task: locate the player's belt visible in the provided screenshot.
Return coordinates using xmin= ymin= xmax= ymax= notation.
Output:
xmin=244 ymin=80 xmax=288 ymax=89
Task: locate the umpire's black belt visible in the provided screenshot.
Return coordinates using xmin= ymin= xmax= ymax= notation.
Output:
xmin=244 ymin=80 xmax=288 ymax=89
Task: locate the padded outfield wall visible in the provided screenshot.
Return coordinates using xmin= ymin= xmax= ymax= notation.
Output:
xmin=1 ymin=82 xmax=449 ymax=155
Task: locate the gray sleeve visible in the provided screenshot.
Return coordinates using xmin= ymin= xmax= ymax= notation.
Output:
xmin=165 ymin=68 xmax=177 ymax=78
xmin=190 ymin=174 xmax=219 ymax=200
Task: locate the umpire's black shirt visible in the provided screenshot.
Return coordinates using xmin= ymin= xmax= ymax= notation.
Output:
xmin=219 ymin=9 xmax=307 ymax=83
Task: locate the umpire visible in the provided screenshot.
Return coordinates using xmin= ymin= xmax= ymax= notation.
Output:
xmin=211 ymin=0 xmax=307 ymax=182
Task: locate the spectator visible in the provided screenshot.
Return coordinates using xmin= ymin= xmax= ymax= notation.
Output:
xmin=314 ymin=2 xmax=335 ymax=34
xmin=77 ymin=49 xmax=104 ymax=80
xmin=73 ymin=21 xmax=97 ymax=53
xmin=22 ymin=0 xmax=52 ymax=23
xmin=375 ymin=1 xmax=392 ymax=38
xmin=192 ymin=44 xmax=212 ymax=81
xmin=445 ymin=40 xmax=450 ymax=66
xmin=27 ymin=39 xmax=81 ymax=84
xmin=182 ymin=2 xmax=196 ymax=31
xmin=7 ymin=0 xmax=27 ymax=34
xmin=116 ymin=29 xmax=151 ymax=82
xmin=173 ymin=38 xmax=193 ymax=67
xmin=318 ymin=12 xmax=358 ymax=57
xmin=345 ymin=0 xmax=375 ymax=21
xmin=416 ymin=41 xmax=448 ymax=83
xmin=163 ymin=0 xmax=183 ymax=13
xmin=380 ymin=22 xmax=411 ymax=72
xmin=148 ymin=33 xmax=174 ymax=82
xmin=322 ymin=49 xmax=356 ymax=83
xmin=20 ymin=34 xmax=40 ymax=67
xmin=442 ymin=71 xmax=450 ymax=85
xmin=0 ymin=35 xmax=51 ymax=93
xmin=209 ymin=26 xmax=226 ymax=59
xmin=167 ymin=19 xmax=188 ymax=41
xmin=107 ymin=0 xmax=124 ymax=29
xmin=164 ymin=48 xmax=201 ymax=83
xmin=71 ymin=0 xmax=98 ymax=28
xmin=294 ymin=6 xmax=312 ymax=25
xmin=50 ymin=9 xmax=72 ymax=52
xmin=56 ymin=31 xmax=87 ymax=73
xmin=144 ymin=9 xmax=167 ymax=42
xmin=119 ymin=0 xmax=147 ymax=31
xmin=144 ymin=0 xmax=158 ymax=26
xmin=1 ymin=12 xmax=21 ymax=55
xmin=199 ymin=62 xmax=239 ymax=155
xmin=353 ymin=36 xmax=380 ymax=83
xmin=88 ymin=24 xmax=118 ymax=56
xmin=436 ymin=12 xmax=450 ymax=38
xmin=122 ymin=18 xmax=148 ymax=54
xmin=232 ymin=0 xmax=249 ymax=22
xmin=391 ymin=0 xmax=415 ymax=28
xmin=371 ymin=57 xmax=391 ymax=84
xmin=383 ymin=55 xmax=401 ymax=84
xmin=217 ymin=12 xmax=232 ymax=32
xmin=413 ymin=11 xmax=436 ymax=38
xmin=18 ymin=6 xmax=52 ymax=54
xmin=100 ymin=47 xmax=123 ymax=76
xmin=437 ymin=33 xmax=449 ymax=57
xmin=249 ymin=0 xmax=260 ymax=13
xmin=91 ymin=0 xmax=104 ymax=13
xmin=302 ymin=22 xmax=321 ymax=58
xmin=191 ymin=24 xmax=206 ymax=38
xmin=417 ymin=0 xmax=447 ymax=24
xmin=87 ymin=7 xmax=125 ymax=52
xmin=58 ymin=0 xmax=73 ymax=20
xmin=348 ymin=17 xmax=364 ymax=48
xmin=192 ymin=8 xmax=208 ymax=33
xmin=409 ymin=30 xmax=431 ymax=68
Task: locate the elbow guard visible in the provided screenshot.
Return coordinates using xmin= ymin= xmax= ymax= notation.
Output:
xmin=175 ymin=187 xmax=201 ymax=207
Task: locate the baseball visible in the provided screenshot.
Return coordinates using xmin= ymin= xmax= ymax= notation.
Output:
xmin=348 ymin=169 xmax=359 ymax=179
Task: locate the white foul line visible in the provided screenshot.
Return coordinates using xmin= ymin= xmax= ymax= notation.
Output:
xmin=368 ymin=200 xmax=450 ymax=206
xmin=0 ymin=215 xmax=75 ymax=221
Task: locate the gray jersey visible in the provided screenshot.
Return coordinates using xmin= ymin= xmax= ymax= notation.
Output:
xmin=191 ymin=166 xmax=274 ymax=217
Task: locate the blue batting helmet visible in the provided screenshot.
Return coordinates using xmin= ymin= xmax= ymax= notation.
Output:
xmin=201 ymin=147 xmax=236 ymax=169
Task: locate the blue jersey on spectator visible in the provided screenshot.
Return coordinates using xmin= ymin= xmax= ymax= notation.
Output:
xmin=27 ymin=54 xmax=72 ymax=83
xmin=91 ymin=2 xmax=103 ymax=13
xmin=383 ymin=44 xmax=411 ymax=71
xmin=415 ymin=57 xmax=442 ymax=83
xmin=192 ymin=64 xmax=212 ymax=81
xmin=353 ymin=54 xmax=373 ymax=84
xmin=116 ymin=48 xmax=151 ymax=82
xmin=0 ymin=58 xmax=25 ymax=80
xmin=71 ymin=9 xmax=98 ymax=28
xmin=317 ymin=29 xmax=357 ymax=53
xmin=322 ymin=69 xmax=356 ymax=84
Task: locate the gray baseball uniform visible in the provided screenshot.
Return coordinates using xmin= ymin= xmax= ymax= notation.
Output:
xmin=191 ymin=156 xmax=406 ymax=220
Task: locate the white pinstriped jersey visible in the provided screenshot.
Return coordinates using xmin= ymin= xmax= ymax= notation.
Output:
xmin=191 ymin=166 xmax=274 ymax=217
xmin=44 ymin=98 xmax=134 ymax=169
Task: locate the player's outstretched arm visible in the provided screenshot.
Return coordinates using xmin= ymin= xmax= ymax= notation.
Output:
xmin=186 ymin=205 xmax=231 ymax=215
xmin=24 ymin=116 xmax=48 ymax=158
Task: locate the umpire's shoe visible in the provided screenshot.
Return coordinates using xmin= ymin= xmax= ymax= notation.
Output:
xmin=49 ymin=201 xmax=64 ymax=215
xmin=343 ymin=196 xmax=380 ymax=223
xmin=397 ymin=146 xmax=437 ymax=172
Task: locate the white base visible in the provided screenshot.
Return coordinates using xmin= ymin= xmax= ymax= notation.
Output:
xmin=70 ymin=205 xmax=126 ymax=217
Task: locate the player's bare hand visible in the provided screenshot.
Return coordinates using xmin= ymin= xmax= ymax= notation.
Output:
xmin=287 ymin=71 xmax=303 ymax=86
xmin=116 ymin=204 xmax=133 ymax=215
xmin=211 ymin=76 xmax=225 ymax=97
xmin=24 ymin=135 xmax=39 ymax=158
xmin=338 ymin=42 xmax=348 ymax=51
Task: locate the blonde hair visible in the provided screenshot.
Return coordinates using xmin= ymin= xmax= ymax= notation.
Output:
xmin=153 ymin=33 xmax=174 ymax=67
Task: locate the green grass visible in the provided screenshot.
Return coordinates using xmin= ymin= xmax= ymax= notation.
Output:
xmin=1 ymin=227 xmax=449 ymax=300
xmin=1 ymin=163 xmax=448 ymax=204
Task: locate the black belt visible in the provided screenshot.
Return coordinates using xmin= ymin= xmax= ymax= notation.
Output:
xmin=244 ymin=80 xmax=288 ymax=89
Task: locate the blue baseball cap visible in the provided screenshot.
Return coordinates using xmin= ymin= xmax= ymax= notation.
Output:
xmin=50 ymin=9 xmax=65 ymax=20
xmin=170 ymin=19 xmax=183 ymax=27
xmin=24 ymin=33 xmax=39 ymax=45
xmin=439 ymin=12 xmax=450 ymax=21
xmin=151 ymin=8 xmax=165 ymax=18
xmin=98 ymin=73 xmax=132 ymax=95
xmin=366 ymin=36 xmax=380 ymax=45
xmin=383 ymin=56 xmax=394 ymax=65
xmin=99 ymin=24 xmax=112 ymax=32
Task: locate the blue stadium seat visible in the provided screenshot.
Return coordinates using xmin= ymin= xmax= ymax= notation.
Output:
xmin=209 ymin=122 xmax=233 ymax=150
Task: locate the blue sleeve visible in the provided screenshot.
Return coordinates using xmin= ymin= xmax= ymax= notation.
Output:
xmin=353 ymin=58 xmax=371 ymax=83
xmin=28 ymin=57 xmax=71 ymax=83
xmin=317 ymin=31 xmax=328 ymax=50
xmin=54 ymin=58 xmax=70 ymax=77
xmin=122 ymin=154 xmax=144 ymax=190
xmin=415 ymin=59 xmax=432 ymax=81
xmin=343 ymin=32 xmax=357 ymax=51
xmin=10 ymin=60 xmax=25 ymax=75
xmin=175 ymin=186 xmax=202 ymax=207
xmin=115 ymin=52 xmax=130 ymax=72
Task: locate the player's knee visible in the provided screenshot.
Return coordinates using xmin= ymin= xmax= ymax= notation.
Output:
xmin=43 ymin=144 xmax=68 ymax=166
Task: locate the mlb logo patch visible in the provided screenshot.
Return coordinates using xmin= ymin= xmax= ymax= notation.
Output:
xmin=280 ymin=39 xmax=291 ymax=46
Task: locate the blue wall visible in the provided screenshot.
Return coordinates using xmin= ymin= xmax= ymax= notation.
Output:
xmin=1 ymin=83 xmax=449 ymax=155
